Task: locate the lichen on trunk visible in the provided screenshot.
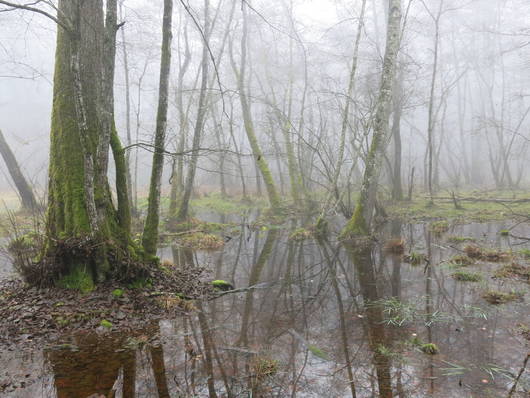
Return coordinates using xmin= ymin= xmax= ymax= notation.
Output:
xmin=43 ymin=0 xmax=140 ymax=286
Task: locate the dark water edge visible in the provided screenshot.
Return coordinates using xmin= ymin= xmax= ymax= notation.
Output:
xmin=1 ymin=219 xmax=529 ymax=397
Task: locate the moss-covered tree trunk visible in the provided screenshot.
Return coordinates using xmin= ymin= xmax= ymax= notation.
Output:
xmin=46 ymin=0 xmax=134 ymax=284
xmin=0 ymin=129 xmax=38 ymax=210
xmin=141 ymin=0 xmax=173 ymax=256
xmin=342 ymin=0 xmax=401 ymax=238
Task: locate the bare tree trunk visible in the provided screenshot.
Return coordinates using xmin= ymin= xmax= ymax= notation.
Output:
xmin=169 ymin=21 xmax=192 ymax=219
xmin=231 ymin=0 xmax=281 ymax=210
xmin=327 ymin=0 xmax=367 ymax=213
xmin=142 ymin=0 xmax=173 ymax=256
xmin=426 ymin=1 xmax=444 ymax=203
xmin=176 ymin=0 xmax=210 ymax=223
xmin=342 ymin=0 xmax=402 ymax=238
xmin=391 ymin=68 xmax=404 ymax=200
xmin=0 ymin=129 xmax=38 ymax=210
xmin=119 ymin=0 xmax=135 ymax=215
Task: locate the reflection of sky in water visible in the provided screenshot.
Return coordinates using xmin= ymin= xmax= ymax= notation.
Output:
xmin=1 ymin=221 xmax=529 ymax=397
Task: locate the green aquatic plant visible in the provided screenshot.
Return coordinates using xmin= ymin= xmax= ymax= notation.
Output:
xmin=494 ymin=262 xmax=530 ymax=282
xmin=447 ymin=235 xmax=476 ymax=243
xmin=420 ymin=343 xmax=439 ymax=355
xmin=449 ymin=254 xmax=475 ymax=267
xmin=429 ymin=220 xmax=449 ymax=234
xmin=482 ymin=290 xmax=523 ymax=305
xmin=452 ymin=271 xmax=482 ymax=282
xmin=376 ymin=297 xmax=416 ymax=326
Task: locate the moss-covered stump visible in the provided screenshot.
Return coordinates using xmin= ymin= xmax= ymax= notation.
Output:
xmin=211 ymin=280 xmax=234 ymax=291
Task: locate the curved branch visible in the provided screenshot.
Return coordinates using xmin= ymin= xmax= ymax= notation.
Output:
xmin=0 ymin=0 xmax=70 ymax=32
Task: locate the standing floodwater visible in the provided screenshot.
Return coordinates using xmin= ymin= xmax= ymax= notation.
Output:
xmin=1 ymin=220 xmax=529 ymax=397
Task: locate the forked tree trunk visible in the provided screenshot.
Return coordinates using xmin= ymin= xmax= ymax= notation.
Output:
xmin=342 ymin=0 xmax=402 ymax=238
xmin=142 ymin=0 xmax=173 ymax=256
xmin=0 ymin=129 xmax=38 ymax=210
xmin=46 ymin=0 xmax=134 ymax=283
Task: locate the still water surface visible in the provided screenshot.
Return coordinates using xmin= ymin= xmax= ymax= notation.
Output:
xmin=1 ymin=219 xmax=529 ymax=397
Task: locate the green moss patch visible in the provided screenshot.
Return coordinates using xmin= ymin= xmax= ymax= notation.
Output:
xmin=57 ymin=266 xmax=94 ymax=294
xmin=211 ymin=280 xmax=234 ymax=291
xmin=387 ymin=191 xmax=530 ymax=223
xmin=100 ymin=319 xmax=113 ymax=329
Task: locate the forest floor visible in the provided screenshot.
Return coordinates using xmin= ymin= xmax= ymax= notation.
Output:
xmin=387 ymin=190 xmax=530 ymax=223
xmin=0 ymin=263 xmax=215 ymax=349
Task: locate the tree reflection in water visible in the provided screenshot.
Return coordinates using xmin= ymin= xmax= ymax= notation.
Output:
xmin=28 ymin=221 xmax=528 ymax=397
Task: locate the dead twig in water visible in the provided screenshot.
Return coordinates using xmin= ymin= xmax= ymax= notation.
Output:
xmin=507 ymin=353 xmax=530 ymax=398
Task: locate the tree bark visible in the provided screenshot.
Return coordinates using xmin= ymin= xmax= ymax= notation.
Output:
xmin=231 ymin=0 xmax=281 ymax=210
xmin=176 ymin=0 xmax=210 ymax=223
xmin=342 ymin=0 xmax=402 ymax=238
xmin=46 ymin=0 xmax=134 ymax=284
xmin=142 ymin=0 xmax=173 ymax=256
xmin=391 ymin=68 xmax=404 ymax=201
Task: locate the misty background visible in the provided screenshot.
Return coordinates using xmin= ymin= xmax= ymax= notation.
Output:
xmin=1 ymin=0 xmax=529 ymax=203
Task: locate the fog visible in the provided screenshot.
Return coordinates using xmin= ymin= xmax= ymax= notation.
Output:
xmin=1 ymin=2 xmax=530 ymax=397
xmin=1 ymin=0 xmax=527 ymax=203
